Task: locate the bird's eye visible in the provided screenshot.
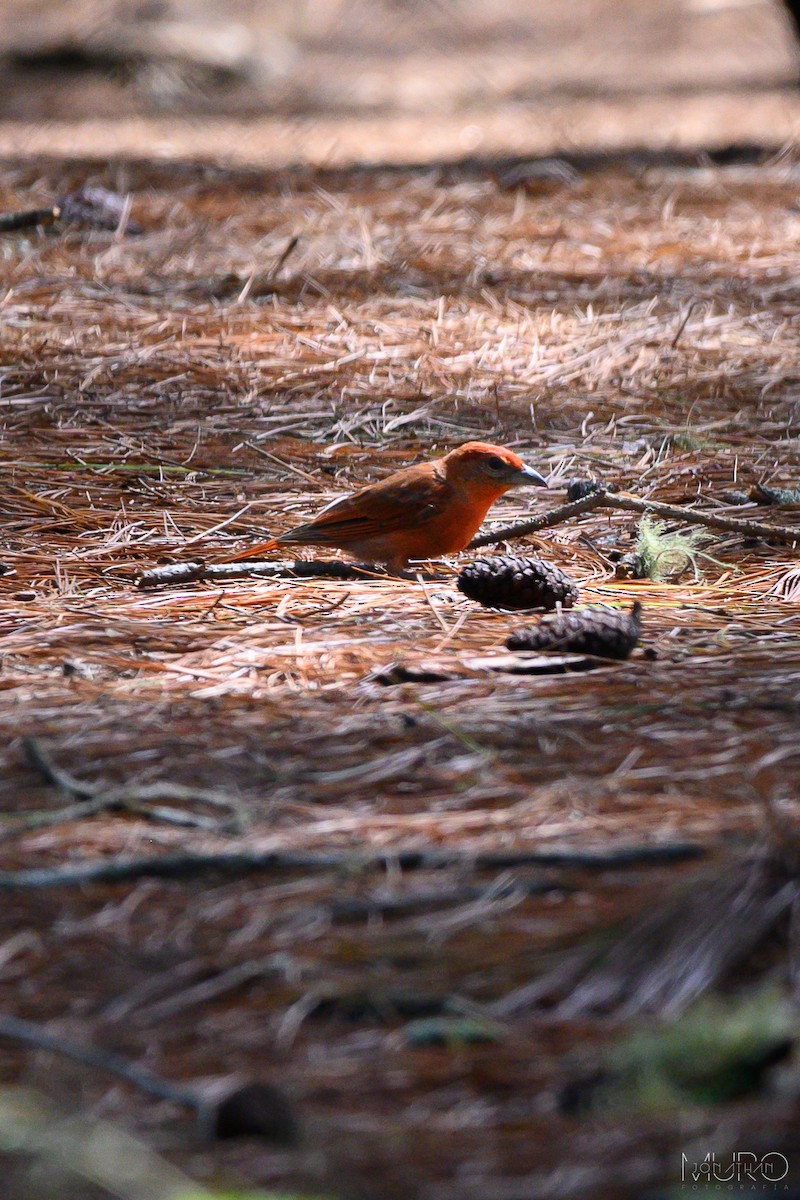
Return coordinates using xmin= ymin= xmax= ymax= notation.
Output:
xmin=486 ymin=455 xmax=505 ymax=471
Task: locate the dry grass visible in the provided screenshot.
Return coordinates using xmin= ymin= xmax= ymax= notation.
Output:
xmin=0 ymin=142 xmax=799 ymax=1199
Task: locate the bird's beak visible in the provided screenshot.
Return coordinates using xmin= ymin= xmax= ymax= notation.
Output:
xmin=515 ymin=464 xmax=549 ymax=488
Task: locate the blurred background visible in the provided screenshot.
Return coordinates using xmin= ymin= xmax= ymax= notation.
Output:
xmin=1 ymin=0 xmax=800 ymax=161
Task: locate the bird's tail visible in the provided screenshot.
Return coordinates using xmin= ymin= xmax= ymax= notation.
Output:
xmin=226 ymin=538 xmax=281 ymax=562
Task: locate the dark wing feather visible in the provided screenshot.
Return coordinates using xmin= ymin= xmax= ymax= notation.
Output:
xmin=278 ymin=466 xmax=450 ymax=547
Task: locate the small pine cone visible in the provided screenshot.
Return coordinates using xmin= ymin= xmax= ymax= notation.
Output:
xmin=506 ymin=601 xmax=642 ymax=660
xmin=750 ymin=483 xmax=800 ymax=507
xmin=457 ymin=555 xmax=579 ymax=611
xmin=566 ymin=479 xmax=616 ymax=501
xmin=720 ymin=490 xmax=751 ymax=506
xmin=614 ymin=553 xmax=646 ymax=580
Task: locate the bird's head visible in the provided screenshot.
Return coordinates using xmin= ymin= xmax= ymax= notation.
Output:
xmin=443 ymin=442 xmax=549 ymax=493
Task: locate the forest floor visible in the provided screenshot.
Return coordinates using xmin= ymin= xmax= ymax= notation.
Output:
xmin=0 ymin=142 xmax=798 ymax=1200
xmin=1 ymin=4 xmax=800 ymax=1196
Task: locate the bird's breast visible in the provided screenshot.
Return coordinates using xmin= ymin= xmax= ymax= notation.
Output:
xmin=421 ymin=489 xmax=501 ymax=552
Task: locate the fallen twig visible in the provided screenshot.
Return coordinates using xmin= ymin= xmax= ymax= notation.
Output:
xmin=11 ymin=738 xmax=244 ymax=836
xmin=0 ymin=1014 xmax=297 ymax=1142
xmin=24 ymin=736 xmax=94 ymax=799
xmin=370 ymin=652 xmax=602 ymax=684
xmin=0 ymin=189 xmax=142 ymax=237
xmin=204 ymin=235 xmax=301 ymax=302
xmin=328 ymin=876 xmax=572 ymax=922
xmin=604 ymin=492 xmax=800 ymax=545
xmin=0 ymin=841 xmax=705 ymax=889
xmin=468 ymin=491 xmax=615 ymax=548
xmin=0 ymin=206 xmax=60 ymax=233
xmin=470 ymin=489 xmax=800 ymax=549
xmin=137 ymin=559 xmax=409 ymax=588
xmin=270 ymin=233 xmax=301 ymax=278
xmin=0 ymin=1013 xmax=202 ymax=1112
xmin=129 ymin=957 xmax=291 ymax=1025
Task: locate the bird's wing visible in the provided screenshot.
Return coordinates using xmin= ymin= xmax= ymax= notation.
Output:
xmin=280 ymin=466 xmax=450 ymax=546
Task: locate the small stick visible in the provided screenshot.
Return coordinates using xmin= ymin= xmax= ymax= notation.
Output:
xmin=0 ymin=795 xmax=129 ymax=836
xmin=207 ymin=236 xmax=301 ymax=302
xmin=23 ymin=737 xmax=93 ymax=799
xmin=0 ymin=841 xmax=705 ymax=889
xmin=271 ymin=234 xmax=300 ymax=277
xmin=329 ymin=877 xmax=572 ymax=922
xmin=0 ymin=1017 xmax=297 ymax=1147
xmin=137 ymin=559 xmax=408 ymax=589
xmin=0 ymin=1013 xmax=204 ymax=1115
xmin=0 ymin=795 xmax=235 ymax=836
xmin=469 ymin=489 xmax=800 ymax=549
xmin=131 ymin=958 xmax=287 ymax=1024
xmin=371 ymin=653 xmax=598 ymax=684
xmin=0 ymin=1015 xmax=299 ymax=1143
xmin=468 ymin=491 xmax=611 ymax=548
xmin=603 ymin=492 xmax=800 ymax=545
xmin=137 ymin=561 xmax=208 ymax=587
xmin=670 ymin=299 xmax=701 ymax=350
xmin=12 ymin=737 xmax=243 ymax=836
xmin=0 ymin=206 xmax=60 ymax=233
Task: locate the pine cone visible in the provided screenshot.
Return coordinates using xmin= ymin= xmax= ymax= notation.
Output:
xmin=720 ymin=490 xmax=751 ymax=506
xmin=750 ymin=483 xmax=800 ymax=507
xmin=566 ymin=479 xmax=615 ymax=501
xmin=457 ymin=555 xmax=579 ymax=611
xmin=506 ymin=602 xmax=642 ymax=659
xmin=614 ymin=553 xmax=646 ymax=580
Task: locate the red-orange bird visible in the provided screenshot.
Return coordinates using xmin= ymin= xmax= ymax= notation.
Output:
xmin=231 ymin=442 xmax=548 ymax=573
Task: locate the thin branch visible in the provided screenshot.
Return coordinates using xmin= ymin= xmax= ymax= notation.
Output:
xmin=371 ymin=652 xmax=600 ymax=684
xmin=0 ymin=1013 xmax=201 ymax=1112
xmin=137 ymin=558 xmax=412 ymax=588
xmin=204 ymin=236 xmax=301 ymax=302
xmin=0 ymin=841 xmax=705 ymax=889
xmin=468 ymin=491 xmax=612 ymax=548
xmin=11 ymin=737 xmax=244 ymax=836
xmin=0 ymin=206 xmax=60 ymax=233
xmin=603 ymin=492 xmax=800 ymax=544
xmin=328 ymin=876 xmax=572 ymax=922
xmin=136 ymin=499 xmax=610 ymax=588
xmin=670 ymin=299 xmax=701 ymax=349
xmin=0 ymin=1014 xmax=297 ymax=1143
xmin=271 ymin=234 xmax=300 ymax=277
xmin=469 ymin=489 xmax=800 ymax=549
xmin=130 ymin=958 xmax=285 ymax=1024
xmin=0 ymin=795 xmax=126 ymax=836
xmin=23 ymin=737 xmax=94 ymax=799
